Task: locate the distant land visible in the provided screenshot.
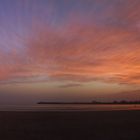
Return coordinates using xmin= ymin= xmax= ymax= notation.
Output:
xmin=37 ymin=100 xmax=140 ymax=105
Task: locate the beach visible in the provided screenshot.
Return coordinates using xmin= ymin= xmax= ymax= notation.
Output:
xmin=0 ymin=110 xmax=139 ymax=140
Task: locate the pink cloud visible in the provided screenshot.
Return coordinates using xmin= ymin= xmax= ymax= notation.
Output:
xmin=0 ymin=0 xmax=140 ymax=85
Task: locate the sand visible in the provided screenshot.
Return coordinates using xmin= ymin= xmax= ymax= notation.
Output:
xmin=0 ymin=110 xmax=139 ymax=140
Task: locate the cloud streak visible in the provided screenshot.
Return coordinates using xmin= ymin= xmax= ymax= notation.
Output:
xmin=0 ymin=0 xmax=140 ymax=86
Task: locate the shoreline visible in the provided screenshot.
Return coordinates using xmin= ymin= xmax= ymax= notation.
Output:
xmin=0 ymin=104 xmax=139 ymax=112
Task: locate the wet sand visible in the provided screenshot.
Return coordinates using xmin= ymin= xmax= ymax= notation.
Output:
xmin=0 ymin=110 xmax=140 ymax=140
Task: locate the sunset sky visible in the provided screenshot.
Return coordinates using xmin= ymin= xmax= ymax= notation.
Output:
xmin=0 ymin=0 xmax=140 ymax=104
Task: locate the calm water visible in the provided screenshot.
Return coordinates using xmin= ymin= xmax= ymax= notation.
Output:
xmin=0 ymin=104 xmax=140 ymax=111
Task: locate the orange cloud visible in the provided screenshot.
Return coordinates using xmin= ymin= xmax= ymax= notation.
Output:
xmin=0 ymin=0 xmax=140 ymax=86
xmin=24 ymin=18 xmax=140 ymax=85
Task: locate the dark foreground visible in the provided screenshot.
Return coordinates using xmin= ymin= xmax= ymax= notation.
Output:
xmin=0 ymin=111 xmax=140 ymax=140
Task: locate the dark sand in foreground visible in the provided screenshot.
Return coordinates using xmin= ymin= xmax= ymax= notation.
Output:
xmin=0 ymin=110 xmax=140 ymax=140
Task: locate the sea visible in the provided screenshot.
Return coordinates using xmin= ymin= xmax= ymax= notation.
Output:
xmin=0 ymin=104 xmax=140 ymax=111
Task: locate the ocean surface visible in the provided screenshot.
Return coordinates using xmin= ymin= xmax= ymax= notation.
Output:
xmin=0 ymin=104 xmax=140 ymax=111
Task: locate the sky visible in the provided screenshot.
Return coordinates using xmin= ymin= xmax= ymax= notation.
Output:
xmin=0 ymin=0 xmax=140 ymax=104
